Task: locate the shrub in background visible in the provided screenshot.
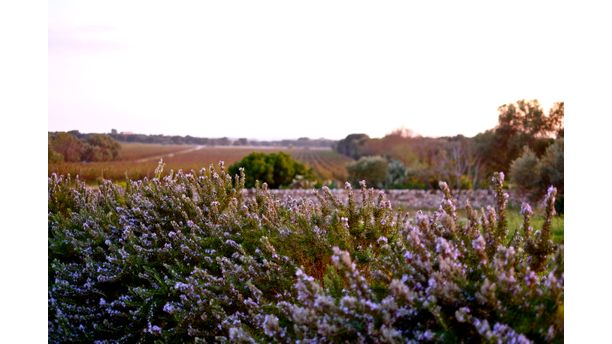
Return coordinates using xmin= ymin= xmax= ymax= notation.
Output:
xmin=509 ymin=147 xmax=542 ymax=200
xmin=540 ymin=139 xmax=564 ymax=213
xmin=539 ymin=139 xmax=564 ymax=194
xmin=49 ymin=164 xmax=563 ymax=342
xmin=228 ymin=151 xmax=314 ymax=189
xmin=385 ymin=159 xmax=408 ymax=188
xmin=458 ymin=174 xmax=473 ymax=190
xmin=346 ymin=156 xmax=389 ymax=188
xmin=402 ymin=163 xmax=432 ymax=189
xmin=510 ymin=139 xmax=563 ymax=211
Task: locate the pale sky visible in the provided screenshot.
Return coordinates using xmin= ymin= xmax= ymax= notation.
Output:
xmin=48 ymin=0 xmax=567 ymax=140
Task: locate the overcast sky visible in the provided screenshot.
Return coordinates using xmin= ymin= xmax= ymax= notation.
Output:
xmin=49 ymin=0 xmax=567 ymax=140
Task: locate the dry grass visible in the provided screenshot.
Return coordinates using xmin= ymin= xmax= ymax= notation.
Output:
xmin=117 ymin=143 xmax=194 ymax=161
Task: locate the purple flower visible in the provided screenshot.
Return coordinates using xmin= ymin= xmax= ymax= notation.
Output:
xmin=163 ymin=302 xmax=177 ymax=314
xmin=145 ymin=322 xmax=162 ymax=335
xmin=546 ymin=186 xmax=556 ymax=198
xmin=473 ymin=318 xmax=490 ymax=334
xmin=263 ymin=314 xmax=280 ymax=337
xmin=420 ymin=330 xmax=434 ymax=340
xmin=174 ymin=282 xmax=191 ymax=291
xmin=520 ymin=202 xmax=533 ymax=216
xmin=472 ymin=235 xmax=486 ymax=251
xmin=525 ymin=271 xmax=538 ymax=286
xmin=428 ymin=277 xmax=437 ymax=289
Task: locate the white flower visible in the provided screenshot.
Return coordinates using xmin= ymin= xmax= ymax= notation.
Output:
xmin=455 ymin=307 xmax=470 ymax=323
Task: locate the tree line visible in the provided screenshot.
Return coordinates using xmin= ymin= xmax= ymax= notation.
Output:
xmin=48 ymin=131 xmax=121 ymax=163
xmin=108 ymin=129 xmax=334 ymax=148
xmin=335 ymin=99 xmax=564 ymax=205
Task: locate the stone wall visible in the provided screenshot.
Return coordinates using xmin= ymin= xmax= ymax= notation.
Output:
xmin=243 ymin=189 xmax=520 ymax=210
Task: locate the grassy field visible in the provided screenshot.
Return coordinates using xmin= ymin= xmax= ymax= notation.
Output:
xmin=506 ymin=208 xmax=564 ymax=244
xmin=453 ymin=207 xmax=564 ymax=244
xmin=48 ymin=142 xmax=353 ymax=184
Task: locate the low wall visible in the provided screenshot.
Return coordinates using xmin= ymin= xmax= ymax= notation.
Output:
xmin=243 ymin=189 xmax=520 ymax=210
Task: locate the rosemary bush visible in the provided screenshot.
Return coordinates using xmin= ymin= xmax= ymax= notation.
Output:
xmin=49 ymin=164 xmax=563 ymax=343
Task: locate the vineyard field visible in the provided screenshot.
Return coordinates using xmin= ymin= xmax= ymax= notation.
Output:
xmin=48 ymin=143 xmax=353 ymax=184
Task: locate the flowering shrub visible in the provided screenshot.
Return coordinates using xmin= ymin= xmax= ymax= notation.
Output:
xmin=49 ymin=164 xmax=563 ymax=343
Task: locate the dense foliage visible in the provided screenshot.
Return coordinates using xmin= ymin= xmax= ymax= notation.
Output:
xmin=228 ymin=152 xmax=315 ymax=189
xmin=48 ymin=132 xmax=121 ymax=163
xmin=49 ymin=163 xmax=563 ymax=343
xmin=385 ymin=159 xmax=409 ymax=189
xmin=510 ymin=138 xmax=564 ymax=212
xmin=476 ymin=100 xmax=563 ymax=176
xmin=347 ymin=156 xmax=473 ymax=191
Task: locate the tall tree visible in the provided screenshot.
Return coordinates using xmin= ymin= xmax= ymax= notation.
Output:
xmin=477 ymin=100 xmax=564 ymax=176
xmin=335 ymin=134 xmax=370 ymax=159
xmin=437 ymin=136 xmax=481 ymax=189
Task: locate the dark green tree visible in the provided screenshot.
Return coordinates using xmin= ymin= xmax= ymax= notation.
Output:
xmin=335 ymin=134 xmax=370 ymax=159
xmin=228 ymin=152 xmax=314 ymax=188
